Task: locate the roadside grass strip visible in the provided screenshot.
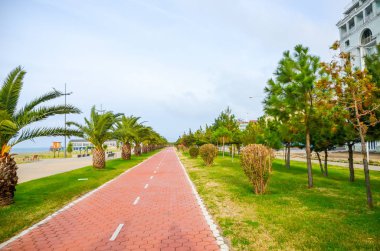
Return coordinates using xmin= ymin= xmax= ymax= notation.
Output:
xmin=179 ymin=152 xmax=380 ymax=250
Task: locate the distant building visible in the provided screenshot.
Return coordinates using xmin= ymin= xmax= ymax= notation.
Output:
xmin=337 ymin=0 xmax=380 ymax=152
xmin=238 ymin=119 xmax=257 ymax=131
xmin=337 ymin=0 xmax=380 ymax=69
xmin=69 ymin=139 xmax=118 ymax=151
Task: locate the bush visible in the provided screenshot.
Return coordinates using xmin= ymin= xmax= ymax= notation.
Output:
xmin=199 ymin=144 xmax=218 ymax=166
xmin=178 ymin=144 xmax=187 ymax=152
xmin=240 ymin=144 xmax=273 ymax=194
xmin=189 ymin=146 xmax=199 ymax=158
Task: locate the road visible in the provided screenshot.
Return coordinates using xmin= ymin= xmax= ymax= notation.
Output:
xmin=289 ymin=157 xmax=380 ymax=171
xmin=17 ymin=153 xmax=120 ymax=183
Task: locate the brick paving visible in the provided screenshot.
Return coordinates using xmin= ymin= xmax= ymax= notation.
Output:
xmin=1 ymin=148 xmax=222 ymax=251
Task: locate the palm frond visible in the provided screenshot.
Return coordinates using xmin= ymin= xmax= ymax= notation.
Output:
xmin=0 ymin=66 xmax=25 ymax=116
xmin=13 ymin=90 xmax=63 ymax=120
xmin=10 ymin=127 xmax=82 ymax=146
xmin=15 ymin=105 xmax=81 ymax=127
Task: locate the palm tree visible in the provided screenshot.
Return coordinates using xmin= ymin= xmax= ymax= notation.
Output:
xmin=113 ymin=115 xmax=142 ymax=160
xmin=0 ymin=66 xmax=81 ymax=206
xmin=67 ymin=106 xmax=120 ymax=168
xmin=133 ymin=125 xmax=152 ymax=156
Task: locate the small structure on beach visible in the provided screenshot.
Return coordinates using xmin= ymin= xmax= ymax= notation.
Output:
xmin=50 ymin=142 xmax=62 ymax=158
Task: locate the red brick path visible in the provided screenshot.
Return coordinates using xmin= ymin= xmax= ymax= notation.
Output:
xmin=2 ymin=148 xmax=221 ymax=251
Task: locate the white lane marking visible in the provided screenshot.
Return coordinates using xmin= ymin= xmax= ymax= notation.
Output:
xmin=109 ymin=224 xmax=124 ymax=241
xmin=154 ymin=171 xmax=157 ymax=174
xmin=150 ymin=176 xmax=154 ymax=180
xmin=144 ymin=184 xmax=149 ymax=189
xmin=133 ymin=196 xmax=140 ymax=205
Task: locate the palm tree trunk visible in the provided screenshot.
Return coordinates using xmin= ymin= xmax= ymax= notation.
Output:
xmin=0 ymin=157 xmax=18 ymax=206
xmin=348 ymin=143 xmax=355 ymax=182
xmin=134 ymin=144 xmax=141 ymax=156
xmin=92 ymin=148 xmax=105 ymax=169
xmin=121 ymin=143 xmax=131 ymax=160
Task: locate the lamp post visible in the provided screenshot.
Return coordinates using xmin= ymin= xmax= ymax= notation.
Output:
xmin=97 ymin=104 xmax=105 ymax=114
xmin=58 ymin=83 xmax=73 ymax=158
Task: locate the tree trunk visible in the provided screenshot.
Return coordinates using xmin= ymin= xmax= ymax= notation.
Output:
xmin=316 ymin=151 xmax=324 ymax=174
xmin=305 ymin=127 xmax=313 ymax=188
xmin=92 ymin=148 xmax=105 ymax=169
xmin=231 ymin=144 xmax=234 ymax=162
xmin=0 ymin=157 xmax=18 ymax=206
xmin=121 ymin=143 xmax=131 ymax=160
xmin=354 ymin=96 xmax=373 ymax=208
xmin=323 ymin=149 xmax=328 ymax=177
xmin=348 ymin=143 xmax=355 ymax=182
xmin=360 ymin=137 xmax=373 ymax=208
xmin=286 ymin=144 xmax=291 ymax=169
xmin=222 ymin=137 xmax=225 ymax=158
xmin=134 ymin=144 xmax=141 ymax=156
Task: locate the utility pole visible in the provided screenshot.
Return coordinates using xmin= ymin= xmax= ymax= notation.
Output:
xmin=62 ymin=84 xmax=72 ymax=158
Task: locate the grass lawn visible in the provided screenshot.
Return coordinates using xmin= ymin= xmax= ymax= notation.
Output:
xmin=179 ymin=152 xmax=380 ymax=250
xmin=0 ymin=150 xmax=160 ymax=243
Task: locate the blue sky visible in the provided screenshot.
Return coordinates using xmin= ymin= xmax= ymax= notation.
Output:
xmin=0 ymin=0 xmax=348 ymax=147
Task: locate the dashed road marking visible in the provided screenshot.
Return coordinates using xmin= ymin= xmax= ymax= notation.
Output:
xmin=109 ymin=224 xmax=124 ymax=241
xmin=154 ymin=171 xmax=157 ymax=174
xmin=150 ymin=176 xmax=154 ymax=180
xmin=133 ymin=196 xmax=140 ymax=205
xmin=144 ymin=184 xmax=149 ymax=189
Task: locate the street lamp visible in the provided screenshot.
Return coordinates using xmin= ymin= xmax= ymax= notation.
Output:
xmin=55 ymin=83 xmax=73 ymax=158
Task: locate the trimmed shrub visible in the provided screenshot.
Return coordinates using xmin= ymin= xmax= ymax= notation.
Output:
xmin=189 ymin=146 xmax=199 ymax=158
xmin=240 ymin=144 xmax=273 ymax=194
xmin=199 ymin=144 xmax=218 ymax=166
xmin=178 ymin=144 xmax=187 ymax=152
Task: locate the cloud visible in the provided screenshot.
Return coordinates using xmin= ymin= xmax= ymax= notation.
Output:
xmin=0 ymin=0 xmax=348 ymax=145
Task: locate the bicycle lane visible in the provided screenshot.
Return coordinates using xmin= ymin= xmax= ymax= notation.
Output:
xmin=1 ymin=148 xmax=227 ymax=251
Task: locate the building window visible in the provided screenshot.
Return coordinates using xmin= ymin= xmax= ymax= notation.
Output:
xmin=348 ymin=18 xmax=355 ymax=30
xmin=345 ymin=40 xmax=350 ymax=47
xmin=361 ymin=28 xmax=373 ymax=45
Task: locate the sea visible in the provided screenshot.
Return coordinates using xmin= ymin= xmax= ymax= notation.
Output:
xmin=11 ymin=147 xmax=50 ymax=154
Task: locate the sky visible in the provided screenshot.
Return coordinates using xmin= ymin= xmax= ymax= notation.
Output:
xmin=0 ymin=0 xmax=349 ymax=147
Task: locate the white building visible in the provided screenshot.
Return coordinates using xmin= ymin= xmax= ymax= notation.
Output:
xmin=337 ymin=0 xmax=380 ymax=152
xmin=69 ymin=139 xmax=118 ymax=151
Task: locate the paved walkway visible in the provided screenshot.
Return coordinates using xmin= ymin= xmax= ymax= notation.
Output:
xmin=1 ymin=148 xmax=224 ymax=251
xmin=290 ymin=157 xmax=380 ymax=171
xmin=18 ymin=153 xmax=121 ymax=183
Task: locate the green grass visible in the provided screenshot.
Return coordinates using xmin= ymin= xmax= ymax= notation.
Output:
xmin=0 ymin=150 xmax=159 ymax=243
xmin=180 ymin=152 xmax=380 ymax=250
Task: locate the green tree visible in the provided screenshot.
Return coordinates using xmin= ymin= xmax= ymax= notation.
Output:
xmin=67 ymin=106 xmax=120 ymax=169
xmin=212 ymin=107 xmax=239 ymax=157
xmin=264 ymin=45 xmax=321 ymax=187
xmin=213 ymin=126 xmax=231 ymax=157
xmin=67 ymin=141 xmax=73 ymax=154
xmin=365 ymin=43 xmax=380 ymax=87
xmin=0 ymin=66 xmax=81 ymax=205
